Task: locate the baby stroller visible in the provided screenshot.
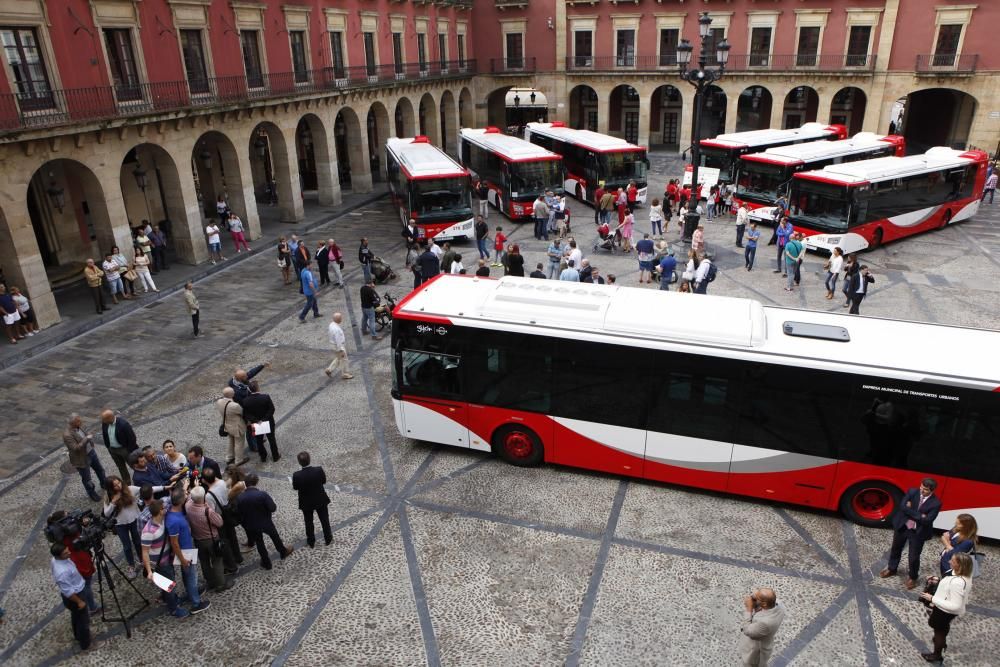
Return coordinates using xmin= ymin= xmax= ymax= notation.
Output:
xmin=592 ymin=222 xmax=622 ymax=254
xmin=374 ymin=292 xmax=397 ymax=332
xmin=371 ymin=256 xmax=396 ymax=284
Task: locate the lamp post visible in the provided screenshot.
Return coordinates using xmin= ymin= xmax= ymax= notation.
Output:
xmin=677 ymin=12 xmax=730 ymax=242
xmin=132 ymin=163 xmax=152 ymax=222
xmin=46 ymin=176 xmax=66 ymax=214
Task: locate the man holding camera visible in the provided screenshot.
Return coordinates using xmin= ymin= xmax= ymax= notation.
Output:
xmin=50 ymin=543 xmax=102 ymax=652
xmin=738 ymin=588 xmax=785 ymax=667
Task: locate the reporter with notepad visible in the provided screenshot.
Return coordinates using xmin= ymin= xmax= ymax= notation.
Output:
xmin=140 ymin=499 xmax=190 ymax=619
xmin=166 ymin=487 xmax=212 ymax=614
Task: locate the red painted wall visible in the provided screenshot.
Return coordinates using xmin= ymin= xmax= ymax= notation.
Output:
xmin=471 ymin=0 xmax=556 ymax=72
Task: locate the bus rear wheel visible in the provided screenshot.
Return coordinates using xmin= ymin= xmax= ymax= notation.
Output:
xmin=493 ymin=425 xmax=544 ymax=467
xmin=870 ymin=228 xmax=884 ymax=250
xmin=840 ymin=481 xmax=902 ymax=528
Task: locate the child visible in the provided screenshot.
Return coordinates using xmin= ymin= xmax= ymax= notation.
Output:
xmin=492 ymin=227 xmax=506 ymax=267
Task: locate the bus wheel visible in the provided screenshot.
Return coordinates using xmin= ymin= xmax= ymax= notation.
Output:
xmin=840 ymin=481 xmax=902 ymax=528
xmin=493 ymin=425 xmax=544 ymax=467
xmin=870 ymin=228 xmax=884 ymax=249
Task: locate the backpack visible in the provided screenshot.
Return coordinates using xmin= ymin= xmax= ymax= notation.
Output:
xmin=706 ymin=261 xmax=718 ymax=283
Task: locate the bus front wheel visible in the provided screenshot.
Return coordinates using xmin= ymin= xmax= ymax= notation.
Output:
xmin=840 ymin=481 xmax=902 ymax=528
xmin=493 ymin=425 xmax=544 ymax=467
xmin=870 ymin=228 xmax=884 ymax=250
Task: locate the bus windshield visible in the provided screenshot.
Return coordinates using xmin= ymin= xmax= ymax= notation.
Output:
xmin=736 ymin=161 xmax=790 ymax=205
xmin=789 ymin=180 xmax=851 ymax=232
xmin=411 ymin=178 xmax=471 ymax=218
xmin=509 ymin=160 xmax=563 ymax=199
xmin=599 ymin=152 xmax=647 ymax=183
xmin=699 ymin=146 xmax=734 ymax=182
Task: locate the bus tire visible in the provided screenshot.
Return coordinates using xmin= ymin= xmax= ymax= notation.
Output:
xmin=839 ymin=481 xmax=902 ymax=528
xmin=870 ymin=227 xmax=884 ymax=250
xmin=493 ymin=425 xmax=544 ymax=467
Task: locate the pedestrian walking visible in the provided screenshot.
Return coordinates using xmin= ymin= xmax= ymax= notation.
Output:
xmin=475 ymin=215 xmax=490 ymax=261
xmin=325 ymin=313 xmax=354 ymax=380
xmin=649 ymin=198 xmax=664 ymax=238
xmin=738 ymin=588 xmax=785 ymax=667
xmin=745 ymin=222 xmax=760 ymax=271
xmin=492 ymin=227 xmax=507 ymax=267
xmin=880 ymin=478 xmax=941 ymax=590
xmin=982 ymin=171 xmax=997 ymax=203
xmin=621 ymin=209 xmax=634 ymax=253
xmin=100 ymin=409 xmax=137 ymax=484
xmin=227 ymin=211 xmax=250 ymax=253
xmin=205 ymin=221 xmax=224 ymax=264
xmin=298 ymin=260 xmax=320 ymax=322
xmin=824 ymin=247 xmax=844 ymax=299
xmin=63 ymin=414 xmax=107 ymax=502
xmin=783 ymin=234 xmax=804 ymax=291
xmin=83 ymin=259 xmax=108 ymax=314
xmin=919 ymin=552 xmax=973 ymax=663
xmin=184 ymin=281 xmax=200 ymax=337
xmin=239 ymin=473 xmax=294 ymax=570
xmin=847 ymin=265 xmax=875 ymax=314
xmin=360 ymin=279 xmax=381 ymax=340
xmin=476 ymin=179 xmax=490 ymax=218
xmin=292 ymin=452 xmax=332 ymax=548
xmin=358 ymin=238 xmax=374 ymax=284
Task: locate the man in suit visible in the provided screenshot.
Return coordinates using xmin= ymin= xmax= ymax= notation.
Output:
xmin=292 ymin=452 xmax=332 ymax=548
xmin=238 ymin=473 xmax=293 ymax=570
xmin=242 ymin=380 xmax=279 ymax=463
xmin=63 ymin=414 xmax=107 ymax=502
xmin=215 ymin=387 xmax=247 ymax=465
xmin=228 ymin=361 xmax=270 ymax=455
xmin=738 ymin=588 xmax=785 ymax=667
xmin=847 ymin=265 xmax=875 ymax=315
xmin=880 ymin=477 xmax=942 ymax=589
xmin=100 ymin=409 xmax=138 ymax=484
xmin=186 ymin=445 xmax=222 ymax=481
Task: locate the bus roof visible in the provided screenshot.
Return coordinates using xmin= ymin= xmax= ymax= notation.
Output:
xmin=525 ymin=122 xmax=646 ymax=154
xmin=795 ymin=147 xmax=985 ymax=187
xmin=741 ymin=133 xmax=901 ymax=167
xmin=460 ymin=128 xmax=562 ymax=163
xmin=386 ymin=136 xmax=469 ymax=180
xmin=395 ymin=275 xmax=1000 ymax=388
xmin=700 ymin=122 xmax=843 ymax=151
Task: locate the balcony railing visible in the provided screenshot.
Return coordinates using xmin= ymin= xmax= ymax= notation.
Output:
xmin=0 ymin=59 xmax=476 ymax=133
xmin=491 ymin=57 xmax=536 ymax=74
xmin=915 ymin=53 xmax=978 ymax=73
xmin=566 ymin=53 xmax=877 ymax=73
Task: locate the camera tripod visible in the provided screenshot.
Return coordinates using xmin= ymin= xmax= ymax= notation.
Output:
xmin=92 ymin=540 xmax=149 ymax=638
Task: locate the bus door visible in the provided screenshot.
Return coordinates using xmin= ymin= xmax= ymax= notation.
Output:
xmin=396 ymin=334 xmax=470 ymax=449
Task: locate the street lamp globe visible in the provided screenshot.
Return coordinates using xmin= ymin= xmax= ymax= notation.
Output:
xmin=676 ymin=40 xmax=693 ymax=67
xmin=717 ymin=39 xmax=731 ymax=66
xmin=132 ymin=164 xmax=148 ymax=192
xmin=698 ymin=12 xmax=713 ymax=38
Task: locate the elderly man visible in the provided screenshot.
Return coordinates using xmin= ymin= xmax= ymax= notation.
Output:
xmin=63 ymin=414 xmax=107 ymax=502
xmin=100 ymin=409 xmax=138 ymax=484
xmin=739 ymin=587 xmax=785 ymax=667
xmin=215 ymin=387 xmax=247 ymax=466
xmin=184 ymin=485 xmax=230 ymax=593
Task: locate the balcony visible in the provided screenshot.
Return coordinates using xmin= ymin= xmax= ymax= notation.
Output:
xmin=915 ymin=53 xmax=978 ymax=75
xmin=495 ymin=0 xmax=529 ymax=8
xmin=491 ymin=57 xmax=536 ymax=74
xmin=0 ymin=60 xmax=476 ymax=133
xmin=565 ymin=53 xmax=877 ymax=74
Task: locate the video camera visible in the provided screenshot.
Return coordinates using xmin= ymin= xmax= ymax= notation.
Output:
xmin=45 ymin=508 xmax=116 ymax=552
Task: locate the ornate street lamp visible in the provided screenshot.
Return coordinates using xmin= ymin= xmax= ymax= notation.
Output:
xmin=133 ymin=163 xmax=152 ymax=221
xmin=677 ymin=11 xmax=730 ymax=242
xmin=199 ymin=150 xmax=213 ymax=170
xmin=529 ymin=91 xmax=536 ymax=105
xmin=513 ymin=93 xmax=520 ymax=108
xmin=46 ymin=175 xmax=65 ymax=213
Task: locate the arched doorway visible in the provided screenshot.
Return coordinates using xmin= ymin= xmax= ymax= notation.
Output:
xmin=568 ymin=85 xmax=598 ymax=131
xmin=736 ymin=86 xmax=773 ymax=132
xmin=367 ymin=102 xmax=390 ymax=183
xmin=335 ymin=107 xmax=368 ymax=192
xmin=898 ymin=88 xmax=977 ymax=154
xmin=119 ymin=144 xmax=192 ymax=264
xmin=830 ymin=88 xmax=867 ymax=136
xmin=295 ymin=114 xmax=337 ymax=206
xmin=782 ymin=86 xmax=819 ymax=128
xmin=485 ymin=87 xmax=510 ymax=129
xmin=248 ymin=121 xmax=301 ymax=222
xmin=459 ymin=87 xmax=474 ymax=129
xmin=649 ymin=85 xmax=682 ymax=150
xmin=610 ymin=85 xmax=640 ymax=144
xmin=697 ymin=85 xmax=727 ymax=140
xmin=418 ymin=93 xmax=440 ymax=145
xmin=192 ymin=131 xmax=252 ymax=228
xmin=439 ymin=90 xmax=457 ymax=153
xmin=0 ymin=200 xmax=57 ymax=327
xmin=394 ymin=97 xmax=416 ymax=138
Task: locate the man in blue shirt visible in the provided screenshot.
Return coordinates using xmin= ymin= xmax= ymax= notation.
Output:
xmin=745 ymin=222 xmax=761 ymax=271
xmin=51 ymin=543 xmax=100 ymax=651
xmin=129 ymin=450 xmax=181 ymax=495
xmin=658 ymin=249 xmax=677 ymax=291
xmin=298 ymin=259 xmax=320 ymax=322
xmin=166 ymin=487 xmax=211 ymax=614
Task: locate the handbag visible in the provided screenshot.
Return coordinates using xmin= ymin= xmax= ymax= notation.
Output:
xmin=123 ymin=269 xmax=138 ymax=282
xmin=920 ymin=576 xmax=939 ymax=608
xmin=205 ymin=508 xmax=225 ymax=557
xmin=277 ymin=257 xmax=287 ymax=269
xmin=218 ymin=400 xmax=230 ymax=437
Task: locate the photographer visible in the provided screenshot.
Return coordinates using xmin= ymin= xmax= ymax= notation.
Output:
xmin=50 ymin=543 xmax=102 ymax=652
xmin=46 ymin=511 xmax=100 ymax=616
xmin=738 ymin=588 xmax=785 ymax=667
xmin=104 ymin=476 xmax=165 ymax=580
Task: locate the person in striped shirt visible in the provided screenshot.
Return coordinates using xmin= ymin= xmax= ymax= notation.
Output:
xmin=140 ymin=500 xmax=189 ymax=619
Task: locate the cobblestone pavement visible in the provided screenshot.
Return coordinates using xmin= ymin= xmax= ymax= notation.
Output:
xmin=0 ymin=154 xmax=998 ymax=666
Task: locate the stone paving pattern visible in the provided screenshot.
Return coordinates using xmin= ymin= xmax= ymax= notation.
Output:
xmin=0 ymin=154 xmax=998 ymax=665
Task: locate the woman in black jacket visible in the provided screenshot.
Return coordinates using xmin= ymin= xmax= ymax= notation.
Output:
xmin=505 ymin=244 xmax=525 ymax=277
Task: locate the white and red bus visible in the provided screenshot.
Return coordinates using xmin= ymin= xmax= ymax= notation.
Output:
xmin=385 ymin=136 xmax=474 ymax=241
xmin=789 ymin=146 xmax=988 ymax=255
xmin=459 ymin=127 xmax=565 ymax=220
xmin=691 ymin=122 xmax=848 ymax=187
xmin=735 ymin=133 xmax=905 ymax=222
xmin=391 ymin=275 xmax=1000 ymax=536
xmin=524 ymin=121 xmax=648 ymax=207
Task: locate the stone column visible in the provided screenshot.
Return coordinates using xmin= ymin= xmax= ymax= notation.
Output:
xmin=0 ymin=197 xmax=59 ymax=328
xmin=815 ymin=87 xmax=834 ymax=126
xmin=274 ymin=126 xmax=305 ymax=223
xmin=637 ymin=87 xmax=651 ymax=148
xmin=679 ymin=87 xmax=694 ymax=151
xmin=769 ymin=93 xmax=786 ymax=130
xmin=231 ymin=142 xmax=263 ymax=240
xmin=554 ymin=0 xmax=566 ymax=73
xmin=348 ymin=110 xmax=374 ymax=194
xmin=597 ymin=85 xmax=610 ymax=135
xmin=93 ymin=163 xmax=140 ymax=256
xmin=724 ymin=90 xmax=740 ymax=134
xmin=166 ymin=148 xmax=210 ymax=265
xmin=312 ymin=114 xmax=341 ymax=207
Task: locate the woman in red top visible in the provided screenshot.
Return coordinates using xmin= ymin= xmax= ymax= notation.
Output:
xmin=626 ymin=181 xmax=638 ymax=212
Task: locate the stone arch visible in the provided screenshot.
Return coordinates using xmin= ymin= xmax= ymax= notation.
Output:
xmin=296 ymin=113 xmax=338 ymax=206
xmin=439 ymin=89 xmax=458 ymax=154
xmin=830 ymin=87 xmax=867 ymax=136
xmin=0 ymin=198 xmax=57 ymax=327
xmin=899 ymin=88 xmax=977 ymax=154
xmin=609 ymin=84 xmax=640 ymax=144
xmin=782 ymin=86 xmax=819 ymax=129
xmin=485 ymin=87 xmax=511 ymax=129
xmin=418 ymin=92 xmax=440 ymax=145
xmin=192 ymin=130 xmax=255 ymax=235
xmin=335 ymin=106 xmax=371 ymax=193
xmin=698 ymin=85 xmax=727 ymax=140
xmin=459 ymin=87 xmax=474 ymax=129
xmin=248 ymin=120 xmax=301 ymax=222
xmin=736 ymin=86 xmax=773 ymax=133
xmin=366 ymin=101 xmax=391 ymax=183
xmin=394 ymin=97 xmax=416 ymax=138
xmin=568 ymin=84 xmax=598 ymax=131
xmin=649 ymin=85 xmax=683 ymax=150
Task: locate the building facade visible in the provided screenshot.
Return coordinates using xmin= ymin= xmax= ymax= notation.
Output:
xmin=1 ymin=0 xmax=997 ymax=328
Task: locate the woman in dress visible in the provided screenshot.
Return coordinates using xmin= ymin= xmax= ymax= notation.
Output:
xmin=132 ymin=248 xmax=158 ymax=293
xmin=919 ymin=552 xmax=973 ymax=663
xmin=621 ymin=209 xmax=634 ymax=253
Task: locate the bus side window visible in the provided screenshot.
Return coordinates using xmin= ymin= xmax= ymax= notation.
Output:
xmin=647 ymin=357 xmax=740 ymax=443
xmin=401 ymin=350 xmax=462 ymax=398
xmin=463 ymin=332 xmax=551 ymax=412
